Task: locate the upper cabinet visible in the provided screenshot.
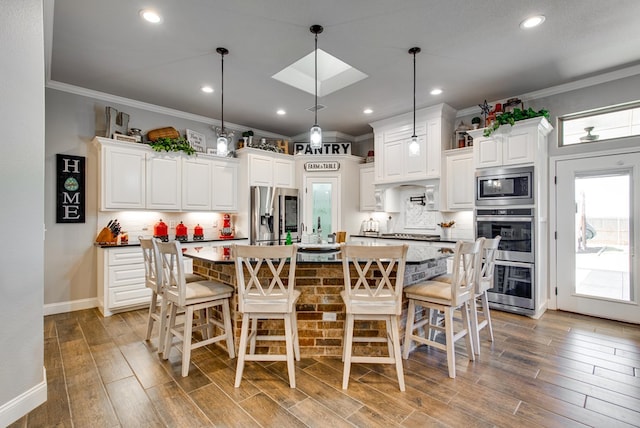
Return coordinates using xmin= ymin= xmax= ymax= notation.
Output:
xmin=370 ymin=103 xmax=456 ymax=185
xmin=96 ymin=137 xmax=238 ymax=212
xmin=359 ymin=164 xmax=376 ymax=211
xmin=237 ymin=148 xmax=295 ymax=189
xmin=468 ymin=117 xmax=553 ymax=169
xmin=443 ymin=148 xmax=474 ymax=211
xmin=100 ymin=141 xmax=146 ymax=210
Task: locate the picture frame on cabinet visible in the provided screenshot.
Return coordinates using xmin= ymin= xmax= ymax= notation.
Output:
xmin=186 ymin=129 xmax=206 ymax=152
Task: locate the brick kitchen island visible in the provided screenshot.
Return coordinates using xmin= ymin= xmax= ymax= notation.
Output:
xmin=183 ymin=244 xmax=449 ymax=357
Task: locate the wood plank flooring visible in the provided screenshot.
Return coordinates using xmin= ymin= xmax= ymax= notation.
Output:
xmin=9 ymin=308 xmax=640 ymax=427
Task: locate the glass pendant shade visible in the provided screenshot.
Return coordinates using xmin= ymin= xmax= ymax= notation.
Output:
xmin=216 ymin=135 xmax=229 ymax=157
xmin=408 ymin=135 xmax=420 ymax=157
xmin=310 ymin=125 xmax=322 ymax=149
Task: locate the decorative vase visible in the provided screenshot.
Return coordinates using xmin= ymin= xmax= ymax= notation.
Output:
xmin=441 ymin=228 xmax=451 ymax=241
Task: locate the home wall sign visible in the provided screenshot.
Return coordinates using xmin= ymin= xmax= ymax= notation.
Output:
xmin=294 ymin=142 xmax=351 ymax=155
xmin=304 ymin=161 xmax=340 ymax=172
xmin=56 ymin=154 xmax=85 ymax=223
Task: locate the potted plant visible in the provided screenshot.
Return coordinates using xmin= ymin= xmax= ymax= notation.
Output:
xmin=437 ymin=221 xmax=455 ymax=240
xmin=483 ymin=108 xmax=550 ymax=137
xmin=471 ymin=116 xmax=482 ymax=129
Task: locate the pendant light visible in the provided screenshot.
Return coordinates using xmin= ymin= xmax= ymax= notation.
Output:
xmin=216 ymin=47 xmax=230 ymax=157
xmin=408 ymin=47 xmax=421 ymax=157
xmin=309 ymin=25 xmax=323 ymax=149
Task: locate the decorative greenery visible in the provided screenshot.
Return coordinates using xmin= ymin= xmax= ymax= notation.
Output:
xmin=148 ymin=137 xmax=196 ymax=155
xmin=471 ymin=116 xmax=482 ymax=125
xmin=242 ymin=130 xmax=254 ymax=138
xmin=483 ymin=108 xmax=550 ymax=137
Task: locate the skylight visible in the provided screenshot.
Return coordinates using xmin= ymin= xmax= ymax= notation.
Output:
xmin=272 ymin=49 xmax=368 ymax=97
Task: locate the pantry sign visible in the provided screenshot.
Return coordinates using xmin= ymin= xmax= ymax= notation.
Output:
xmin=56 ymin=154 xmax=85 ymax=223
xmin=294 ymin=142 xmax=351 ymax=155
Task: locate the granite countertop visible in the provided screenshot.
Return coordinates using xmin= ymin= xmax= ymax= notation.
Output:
xmin=183 ymin=243 xmax=452 ymax=265
xmin=96 ymin=237 xmax=247 ymax=248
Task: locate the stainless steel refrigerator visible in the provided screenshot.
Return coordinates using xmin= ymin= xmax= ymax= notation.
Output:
xmin=250 ymin=186 xmax=299 ymax=245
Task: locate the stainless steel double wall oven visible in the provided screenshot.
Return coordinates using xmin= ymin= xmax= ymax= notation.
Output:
xmin=475 ymin=166 xmax=536 ymax=315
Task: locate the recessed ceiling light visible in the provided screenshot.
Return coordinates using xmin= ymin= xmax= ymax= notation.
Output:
xmin=520 ymin=15 xmax=545 ymax=29
xmin=201 ymin=86 xmax=213 ymax=93
xmin=430 ymin=88 xmax=443 ymax=95
xmin=363 ymin=108 xmax=373 ymax=114
xmin=276 ymin=109 xmax=286 ymax=115
xmin=140 ymin=9 xmax=162 ymax=24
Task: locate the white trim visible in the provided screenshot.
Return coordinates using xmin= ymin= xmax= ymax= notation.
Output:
xmin=456 ymin=64 xmax=640 ymax=117
xmin=0 ymin=367 xmax=47 ymax=427
xmin=45 ymin=80 xmax=291 ymax=141
xmin=43 ymin=297 xmax=98 ymax=316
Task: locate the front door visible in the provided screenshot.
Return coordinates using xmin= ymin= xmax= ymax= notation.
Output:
xmin=555 ymin=152 xmax=640 ymax=323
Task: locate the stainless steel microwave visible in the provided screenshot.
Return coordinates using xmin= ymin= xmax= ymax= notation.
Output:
xmin=475 ymin=166 xmax=534 ymax=206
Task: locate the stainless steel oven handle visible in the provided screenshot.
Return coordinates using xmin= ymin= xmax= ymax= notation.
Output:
xmin=476 ymin=216 xmax=533 ymax=222
xmin=495 ymin=260 xmax=533 ymax=268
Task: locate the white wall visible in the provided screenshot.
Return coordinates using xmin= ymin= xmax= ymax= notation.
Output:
xmin=0 ymin=0 xmax=46 ymax=424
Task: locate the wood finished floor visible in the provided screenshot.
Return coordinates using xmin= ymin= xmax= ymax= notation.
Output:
xmin=9 ymin=308 xmax=640 ymax=428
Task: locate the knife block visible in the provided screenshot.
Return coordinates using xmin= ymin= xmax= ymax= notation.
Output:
xmin=95 ymin=227 xmax=117 ymax=245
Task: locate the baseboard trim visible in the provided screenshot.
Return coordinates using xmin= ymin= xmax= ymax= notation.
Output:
xmin=0 ymin=367 xmax=47 ymax=427
xmin=44 ymin=297 xmax=97 ymax=315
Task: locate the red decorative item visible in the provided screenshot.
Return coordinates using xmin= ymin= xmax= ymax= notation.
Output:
xmin=193 ymin=223 xmax=204 ymax=241
xmin=175 ymin=221 xmax=188 ymax=242
xmin=153 ymin=219 xmax=169 ymax=242
xmin=219 ymin=213 xmax=234 ymax=239
xmin=222 ymin=246 xmax=231 ymax=260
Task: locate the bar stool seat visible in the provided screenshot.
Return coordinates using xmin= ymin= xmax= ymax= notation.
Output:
xmin=233 ymin=244 xmax=300 ymax=388
xmin=403 ymin=239 xmax=484 ymax=378
xmin=340 ymin=243 xmax=408 ymax=391
xmin=159 ymin=240 xmax=235 ymax=377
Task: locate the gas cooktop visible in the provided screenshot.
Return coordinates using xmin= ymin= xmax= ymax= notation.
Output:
xmin=379 ymin=233 xmax=441 ymax=241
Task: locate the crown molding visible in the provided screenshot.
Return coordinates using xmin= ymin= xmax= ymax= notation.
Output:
xmin=455 ymin=64 xmax=640 ymax=117
xmin=45 ymin=80 xmax=291 ymax=140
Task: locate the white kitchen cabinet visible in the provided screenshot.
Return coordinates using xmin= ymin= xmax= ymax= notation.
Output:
xmin=359 ymin=164 xmax=376 ymax=211
xmin=371 ymin=103 xmax=455 ymax=185
xmin=238 ymin=148 xmax=296 ymax=188
xmin=182 ymin=157 xmax=238 ymax=212
xmin=469 ymin=117 xmax=552 ymax=169
xmin=99 ymin=141 xmax=146 ymax=210
xmin=444 ymin=148 xmax=474 ymax=210
xmin=146 ymin=153 xmax=181 ymax=210
xmin=182 ymin=157 xmax=213 ymax=211
xmin=212 ymin=159 xmax=238 ymax=211
xmin=97 ymin=246 xmax=150 ymax=317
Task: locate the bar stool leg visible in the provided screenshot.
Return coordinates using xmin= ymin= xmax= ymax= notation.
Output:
xmin=284 ymin=313 xmax=296 ymax=388
xmin=390 ymin=315 xmax=405 ymax=391
xmin=342 ymin=313 xmax=355 ymax=389
xmin=235 ymin=313 xmax=250 ymax=388
xmin=403 ymin=299 xmax=416 ymax=359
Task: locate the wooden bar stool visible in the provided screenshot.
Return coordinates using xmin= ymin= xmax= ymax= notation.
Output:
xmin=340 ymin=243 xmax=408 ymax=391
xmin=471 ymin=236 xmax=501 ymax=353
xmin=233 ymin=244 xmax=300 ymax=388
xmin=403 ymin=239 xmax=484 ymax=378
xmin=158 ymin=240 xmax=235 ymax=377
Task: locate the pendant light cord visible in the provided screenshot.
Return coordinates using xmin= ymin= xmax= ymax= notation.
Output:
xmin=314 ymin=31 xmax=318 ymax=126
xmin=221 ymin=51 xmax=225 ymax=133
xmin=412 ymin=50 xmax=416 ymax=137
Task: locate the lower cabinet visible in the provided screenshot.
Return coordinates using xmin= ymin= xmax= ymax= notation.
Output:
xmin=97 ymin=246 xmax=149 ymax=317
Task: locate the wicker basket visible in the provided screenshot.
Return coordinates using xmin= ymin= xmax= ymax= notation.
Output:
xmin=147 ymin=127 xmax=180 ymax=142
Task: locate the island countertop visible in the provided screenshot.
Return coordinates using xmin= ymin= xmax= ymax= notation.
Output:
xmin=183 ymin=243 xmax=452 ymax=265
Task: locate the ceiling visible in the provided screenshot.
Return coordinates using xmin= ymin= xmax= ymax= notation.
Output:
xmin=47 ymin=0 xmax=640 ymax=138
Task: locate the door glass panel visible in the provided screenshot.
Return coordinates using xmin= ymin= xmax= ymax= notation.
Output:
xmin=575 ymin=173 xmax=631 ymax=300
xmin=311 ymin=183 xmax=332 ymax=238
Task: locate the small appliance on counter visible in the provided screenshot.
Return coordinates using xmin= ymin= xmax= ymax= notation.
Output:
xmin=175 ymin=221 xmax=188 ymax=242
xmin=219 ymin=213 xmax=235 ymax=239
xmin=360 ymin=217 xmax=380 ymax=236
xmin=153 ymin=219 xmax=169 ymax=242
xmin=193 ymin=224 xmax=204 ymax=241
